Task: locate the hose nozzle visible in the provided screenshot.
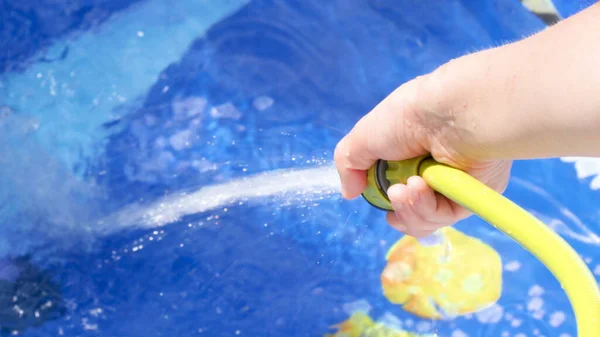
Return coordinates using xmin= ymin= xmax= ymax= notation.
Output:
xmin=362 ymin=155 xmax=429 ymax=211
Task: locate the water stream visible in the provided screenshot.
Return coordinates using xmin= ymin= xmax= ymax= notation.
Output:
xmin=102 ymin=164 xmax=341 ymax=231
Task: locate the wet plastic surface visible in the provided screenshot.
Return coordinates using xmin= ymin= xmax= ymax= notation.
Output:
xmin=0 ymin=0 xmax=598 ymax=336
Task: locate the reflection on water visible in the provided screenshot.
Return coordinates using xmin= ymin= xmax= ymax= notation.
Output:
xmin=561 ymin=157 xmax=600 ymax=191
xmin=511 ymin=177 xmax=600 ymax=245
xmin=0 ymin=257 xmax=65 ymax=335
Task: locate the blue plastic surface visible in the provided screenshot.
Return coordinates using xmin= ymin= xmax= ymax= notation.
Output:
xmin=0 ymin=1 xmax=598 ymax=336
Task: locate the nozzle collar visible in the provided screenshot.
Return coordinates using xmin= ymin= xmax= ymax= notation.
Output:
xmin=361 ymin=155 xmax=430 ymax=212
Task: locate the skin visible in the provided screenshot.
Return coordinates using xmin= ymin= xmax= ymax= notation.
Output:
xmin=334 ymin=3 xmax=600 ymax=238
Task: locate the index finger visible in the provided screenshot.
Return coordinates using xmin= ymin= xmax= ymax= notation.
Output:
xmin=333 ymin=114 xmax=380 ymax=199
xmin=333 ymin=83 xmax=426 ymax=199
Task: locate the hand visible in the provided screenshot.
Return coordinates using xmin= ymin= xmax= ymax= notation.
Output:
xmin=335 ymin=3 xmax=600 ymax=238
xmin=334 ymin=50 xmax=512 ymax=238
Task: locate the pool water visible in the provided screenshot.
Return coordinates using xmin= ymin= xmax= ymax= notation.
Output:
xmin=0 ymin=0 xmax=599 ymax=336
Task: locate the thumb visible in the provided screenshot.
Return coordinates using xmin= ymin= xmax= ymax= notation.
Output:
xmin=333 ymin=82 xmax=427 ymax=199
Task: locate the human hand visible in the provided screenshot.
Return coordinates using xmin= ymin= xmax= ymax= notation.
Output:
xmin=336 ymin=2 xmax=600 ymax=238
xmin=334 ymin=49 xmax=513 ymax=238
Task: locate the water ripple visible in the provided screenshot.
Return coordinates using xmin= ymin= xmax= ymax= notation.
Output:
xmin=511 ymin=177 xmax=600 ymax=245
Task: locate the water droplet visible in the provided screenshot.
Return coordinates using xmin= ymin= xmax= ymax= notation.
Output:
xmin=549 ymin=311 xmax=565 ymax=327
xmin=528 ymin=285 xmax=544 ymax=297
xmin=504 ymin=261 xmax=521 ymax=272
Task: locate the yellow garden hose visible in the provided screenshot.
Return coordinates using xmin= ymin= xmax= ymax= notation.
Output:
xmin=362 ymin=156 xmax=600 ymax=336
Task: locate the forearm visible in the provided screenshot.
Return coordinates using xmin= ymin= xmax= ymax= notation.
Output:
xmin=441 ymin=3 xmax=600 ymax=160
xmin=510 ymin=3 xmax=600 ymax=158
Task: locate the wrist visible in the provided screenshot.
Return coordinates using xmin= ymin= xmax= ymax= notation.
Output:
xmin=414 ymin=47 xmax=524 ymax=165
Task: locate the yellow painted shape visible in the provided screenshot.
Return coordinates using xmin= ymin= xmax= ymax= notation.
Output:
xmin=381 ymin=227 xmax=502 ymax=319
xmin=324 ymin=312 xmax=430 ymax=337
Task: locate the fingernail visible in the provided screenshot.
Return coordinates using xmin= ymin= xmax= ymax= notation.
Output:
xmin=396 ymin=224 xmax=407 ymax=232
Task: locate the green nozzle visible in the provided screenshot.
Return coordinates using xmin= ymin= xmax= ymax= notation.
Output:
xmin=361 ymin=155 xmax=430 ymax=211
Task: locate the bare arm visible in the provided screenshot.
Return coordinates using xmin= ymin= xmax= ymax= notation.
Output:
xmin=334 ymin=3 xmax=600 ymax=238
xmin=431 ymin=3 xmax=600 ymax=161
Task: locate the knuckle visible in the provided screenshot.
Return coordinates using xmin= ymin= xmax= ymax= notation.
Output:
xmin=333 ymin=139 xmax=352 ymax=167
xmin=389 ymin=76 xmax=424 ymax=113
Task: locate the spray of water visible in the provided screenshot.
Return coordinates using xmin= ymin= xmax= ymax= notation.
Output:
xmin=0 ymin=0 xmax=251 ymax=255
xmin=98 ymin=165 xmax=341 ymax=232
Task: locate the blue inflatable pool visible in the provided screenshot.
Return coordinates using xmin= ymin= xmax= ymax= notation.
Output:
xmin=0 ymin=0 xmax=598 ymax=336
